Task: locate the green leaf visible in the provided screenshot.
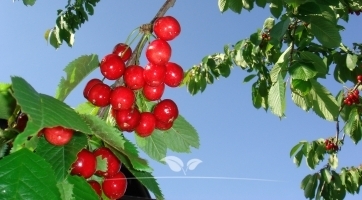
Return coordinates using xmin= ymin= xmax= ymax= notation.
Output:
xmin=242 ymin=0 xmax=253 ymax=11
xmin=321 ymin=168 xmax=332 ymax=184
xmin=56 ymin=179 xmax=74 ymax=200
xmin=67 ymin=175 xmax=99 ymax=200
xmin=291 ymin=93 xmax=312 ymax=111
xmin=301 ymin=174 xmax=312 ymax=191
xmin=269 ymin=18 xmax=290 ymax=45
xmin=112 ymin=147 xmax=164 ymax=199
xmin=135 ymin=131 xmax=167 ymax=162
xmin=344 ymin=107 xmax=362 ymax=144
xmin=263 ymin=17 xmax=275 ymax=30
xmin=284 ymin=0 xmax=306 ymax=7
xmin=0 ymin=83 xmax=16 ymax=119
xmin=49 ymin=28 xmax=61 ymax=49
xmin=290 ymin=141 xmax=306 ymax=157
xmin=328 ymin=154 xmax=338 ymax=170
xmin=74 ymin=101 xmax=99 ymax=115
xmin=252 ymin=82 xmax=262 ymax=109
xmin=228 ymin=0 xmax=243 ymax=14
xmin=55 ymin=54 xmax=99 ymax=101
xmin=243 ymin=74 xmax=257 ymax=83
xmin=22 ymin=0 xmax=36 ymax=6
xmin=310 ymin=16 xmax=341 ymax=48
xmin=268 ymin=74 xmax=286 ymax=118
xmin=118 ymin=136 xmax=152 ymax=172
xmin=293 ymin=149 xmax=304 ymax=167
xmin=304 ymin=173 xmax=318 ymax=199
xmin=256 ymin=0 xmax=267 ymax=8
xmin=0 ymin=148 xmax=61 ymax=200
xmin=346 ymin=54 xmax=358 ymax=71
xmin=218 ymin=0 xmax=229 ymax=12
xmin=10 ymin=76 xmax=91 ymax=152
xmin=80 ymin=114 xmax=125 ymax=149
xmin=35 ymin=132 xmax=88 ymax=181
xmin=291 ymin=79 xmax=311 ymax=96
xmin=309 ymin=80 xmax=339 ymax=121
xmin=300 ymin=51 xmax=327 ymax=75
xmin=162 ymin=115 xmax=200 ymax=152
xmin=270 ymin=0 xmax=283 ymax=18
xmin=270 ymin=44 xmax=291 ymax=82
xmin=289 ymin=62 xmax=318 ymax=81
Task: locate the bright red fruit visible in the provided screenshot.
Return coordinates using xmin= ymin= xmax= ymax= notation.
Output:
xmin=83 ymin=78 xmax=103 ymax=98
xmin=135 ymin=112 xmax=156 ymax=137
xmin=71 ymin=149 xmax=97 ymax=179
xmin=358 ymin=75 xmax=362 ymax=82
xmin=110 ymin=86 xmax=135 ymax=110
xmin=87 ymin=83 xmax=112 ymax=107
xmin=102 ymin=172 xmax=127 ymax=199
xmin=142 ymin=83 xmax=165 ymax=101
xmin=43 ymin=126 xmax=74 ymax=146
xmin=153 ymin=16 xmax=181 ymax=41
xmin=156 ymin=120 xmax=173 ymax=131
xmin=145 ymin=39 xmax=171 ymax=65
xmin=87 ymin=180 xmax=102 ymax=197
xmin=164 ymin=62 xmax=184 ymax=87
xmin=93 ymin=147 xmax=121 ymax=178
xmin=124 ymin=65 xmax=145 ymax=90
xmin=143 ymin=62 xmax=166 ymax=86
xmin=112 ymin=43 xmax=132 ymax=62
xmin=115 ymin=108 xmax=141 ymax=132
xmin=15 ymin=112 xmax=28 ymax=132
xmin=100 ymin=54 xmax=126 ymax=80
xmin=153 ymin=99 xmax=179 ymax=123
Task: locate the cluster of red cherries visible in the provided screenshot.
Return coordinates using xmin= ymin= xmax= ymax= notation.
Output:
xmin=324 ymin=139 xmax=339 ymax=151
xmin=71 ymin=147 xmax=126 ymax=199
xmin=343 ymin=75 xmax=362 ymax=106
xmin=83 ymin=15 xmax=183 ymax=137
xmin=348 ymin=8 xmax=362 ymax=15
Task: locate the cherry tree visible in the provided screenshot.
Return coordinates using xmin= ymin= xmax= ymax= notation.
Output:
xmin=0 ymin=0 xmax=362 ymax=199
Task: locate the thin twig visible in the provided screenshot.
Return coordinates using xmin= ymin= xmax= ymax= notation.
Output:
xmin=288 ymin=20 xmax=298 ymax=67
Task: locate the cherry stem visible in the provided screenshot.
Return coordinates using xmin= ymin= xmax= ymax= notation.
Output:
xmin=124 ymin=27 xmax=141 ymax=45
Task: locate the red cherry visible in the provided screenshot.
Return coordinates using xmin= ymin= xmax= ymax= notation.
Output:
xmin=115 ymin=108 xmax=141 ymax=132
xmin=87 ymin=83 xmax=112 ymax=107
xmin=102 ymin=172 xmax=127 ymax=199
xmin=43 ymin=126 xmax=73 ymax=146
xmin=153 ymin=99 xmax=179 ymax=123
xmin=15 ymin=112 xmax=28 ymax=132
xmin=83 ymin=78 xmax=103 ymax=99
xmin=357 ymin=75 xmax=362 ymax=82
xmin=93 ymin=147 xmax=121 ymax=178
xmin=135 ymin=112 xmax=156 ymax=137
xmin=143 ymin=62 xmax=166 ymax=87
xmin=164 ymin=62 xmax=184 ymax=87
xmin=156 ymin=120 xmax=173 ymax=131
xmin=71 ymin=149 xmax=97 ymax=179
xmin=100 ymin=54 xmax=126 ymax=80
xmin=143 ymin=83 xmax=165 ymax=101
xmin=153 ymin=16 xmax=181 ymax=41
xmin=110 ymin=86 xmax=135 ymax=110
xmin=112 ymin=43 xmax=132 ymax=62
xmin=123 ymin=65 xmax=145 ymax=90
xmin=354 ymin=90 xmax=359 ymax=96
xmin=145 ymin=39 xmax=171 ymax=65
xmin=87 ymin=180 xmax=102 ymax=197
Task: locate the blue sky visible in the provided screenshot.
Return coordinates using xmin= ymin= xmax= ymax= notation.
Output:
xmin=1 ymin=1 xmax=362 ymax=200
